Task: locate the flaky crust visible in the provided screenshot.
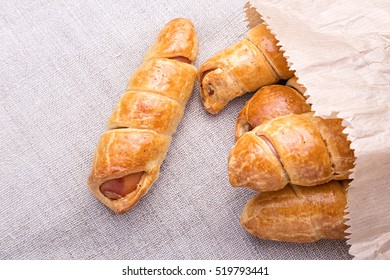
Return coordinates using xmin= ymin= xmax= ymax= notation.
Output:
xmin=246 ymin=24 xmax=294 ymax=79
xmin=88 ymin=18 xmax=198 ymax=214
xmin=228 ymin=132 xmax=289 ymax=192
xmin=198 ymin=23 xmax=294 ymax=114
xmin=286 ymin=76 xmax=306 ymax=94
xmin=88 ymin=129 xmax=171 ymax=214
xmin=311 ymin=117 xmax=355 ymax=179
xmin=240 ymin=181 xmax=349 ymax=242
xmin=229 ymin=82 xmax=353 ymax=242
xmin=127 ymin=58 xmax=196 ymax=105
xmin=260 ymin=113 xmax=333 ymax=186
xmin=229 ymin=113 xmax=355 ymax=191
xmin=144 ymin=18 xmax=198 ymax=63
xmin=235 ymin=85 xmax=310 ymax=140
xmin=198 ymin=39 xmax=277 ymax=114
xmin=108 ymin=91 xmax=184 ymax=134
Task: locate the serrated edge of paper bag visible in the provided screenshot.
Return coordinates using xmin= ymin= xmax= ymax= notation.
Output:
xmin=244 ymin=2 xmax=263 ymax=28
xmin=244 ymin=1 xmax=354 ymax=256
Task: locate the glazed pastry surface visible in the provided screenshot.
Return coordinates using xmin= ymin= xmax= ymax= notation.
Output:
xmin=240 ymin=181 xmax=349 ymax=242
xmin=235 ymin=84 xmax=311 ymax=140
xmin=198 ymin=23 xmax=294 ymax=114
xmin=88 ymin=18 xmax=198 ymax=214
xmin=230 ymin=83 xmax=354 ymax=192
xmin=229 ymin=112 xmax=354 ymax=192
xmin=229 ymin=82 xmax=353 ymax=242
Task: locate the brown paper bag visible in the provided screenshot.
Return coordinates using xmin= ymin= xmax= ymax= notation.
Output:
xmin=245 ymin=0 xmax=390 ymax=259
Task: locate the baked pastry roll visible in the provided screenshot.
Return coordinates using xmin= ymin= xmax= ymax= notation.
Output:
xmin=229 ymin=112 xmax=354 ymax=192
xmin=229 ymin=83 xmax=354 ymax=192
xmin=88 ymin=18 xmax=198 ymax=214
xmin=240 ymin=180 xmax=349 ymax=242
xmin=198 ymin=24 xmax=294 ymax=114
xmin=235 ymin=84 xmax=310 ymax=140
xmin=230 ymin=83 xmax=354 ymax=242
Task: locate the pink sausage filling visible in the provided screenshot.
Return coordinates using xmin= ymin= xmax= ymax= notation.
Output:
xmin=100 ymin=172 xmax=144 ymax=200
xmin=257 ymin=134 xmax=280 ymax=161
xmin=170 ymin=56 xmax=192 ymax=64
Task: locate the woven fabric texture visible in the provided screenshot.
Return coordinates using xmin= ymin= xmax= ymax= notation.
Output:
xmin=0 ymin=0 xmax=351 ymax=259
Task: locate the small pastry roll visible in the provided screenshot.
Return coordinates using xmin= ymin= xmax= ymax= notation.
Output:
xmin=240 ymin=181 xmax=349 ymax=243
xmin=198 ymin=24 xmax=294 ymax=114
xmin=235 ymin=84 xmax=311 ymax=140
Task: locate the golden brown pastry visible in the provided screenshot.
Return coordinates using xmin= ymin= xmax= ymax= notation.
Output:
xmin=229 ymin=83 xmax=353 ymax=242
xmin=285 ymin=76 xmax=307 ymax=95
xmin=240 ymin=181 xmax=349 ymax=243
xmin=235 ymin=84 xmax=311 ymax=140
xmin=198 ymin=24 xmax=294 ymax=114
xmin=229 ymin=112 xmax=355 ymax=192
xmin=88 ymin=18 xmax=198 ymax=214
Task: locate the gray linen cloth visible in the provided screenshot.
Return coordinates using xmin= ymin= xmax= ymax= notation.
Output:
xmin=0 ymin=0 xmax=351 ymax=259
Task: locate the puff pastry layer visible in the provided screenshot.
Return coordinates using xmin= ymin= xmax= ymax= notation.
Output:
xmin=198 ymin=24 xmax=294 ymax=114
xmin=88 ymin=18 xmax=198 ymax=214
